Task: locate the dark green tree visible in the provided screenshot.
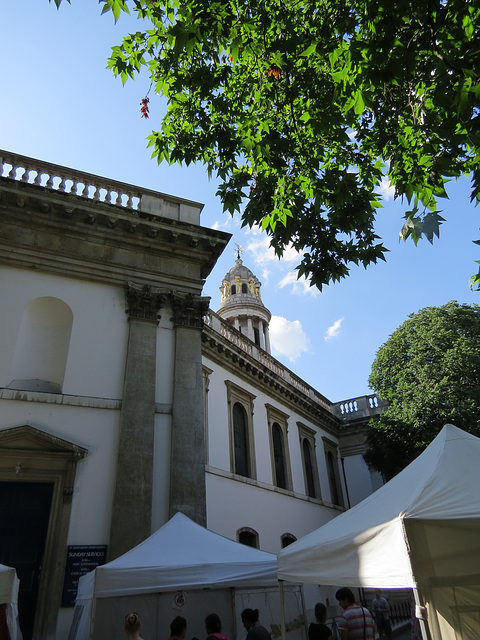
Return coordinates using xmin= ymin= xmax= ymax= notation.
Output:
xmin=53 ymin=0 xmax=480 ymax=290
xmin=365 ymin=301 xmax=480 ymax=479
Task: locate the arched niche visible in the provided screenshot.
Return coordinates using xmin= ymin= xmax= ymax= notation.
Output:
xmin=9 ymin=297 xmax=73 ymax=393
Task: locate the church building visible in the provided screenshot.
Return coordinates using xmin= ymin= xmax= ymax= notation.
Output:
xmin=0 ymin=151 xmax=384 ymax=640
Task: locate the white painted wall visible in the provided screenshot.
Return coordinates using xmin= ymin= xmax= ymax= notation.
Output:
xmin=0 ymin=267 xmax=128 ymax=398
xmin=203 ymin=355 xmax=348 ymax=552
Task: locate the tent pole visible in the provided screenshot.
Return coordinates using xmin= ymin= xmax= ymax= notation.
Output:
xmin=279 ymin=580 xmax=286 ymax=640
xmin=413 ymin=587 xmax=432 ymax=640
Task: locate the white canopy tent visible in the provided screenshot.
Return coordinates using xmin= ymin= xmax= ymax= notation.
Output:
xmin=278 ymin=425 xmax=480 ymax=640
xmin=70 ymin=513 xmax=302 ymax=640
xmin=0 ymin=564 xmax=21 ymax=640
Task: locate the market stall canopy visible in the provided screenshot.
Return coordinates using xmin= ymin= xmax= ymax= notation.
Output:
xmin=277 ymin=424 xmax=480 ymax=590
xmin=77 ymin=511 xmax=278 ymax=600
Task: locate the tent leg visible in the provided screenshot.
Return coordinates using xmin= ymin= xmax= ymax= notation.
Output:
xmin=279 ymin=580 xmax=286 ymax=640
xmin=413 ymin=587 xmax=432 ymax=640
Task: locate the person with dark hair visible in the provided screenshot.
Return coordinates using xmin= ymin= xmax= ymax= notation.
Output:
xmin=205 ymin=613 xmax=228 ymax=640
xmin=240 ymin=609 xmax=271 ymax=640
xmin=170 ymin=616 xmax=187 ymax=640
xmin=335 ymin=588 xmax=374 ymax=640
xmin=124 ymin=612 xmax=144 ymax=640
xmin=371 ymin=590 xmax=392 ymax=640
xmin=308 ymin=602 xmax=333 ymax=640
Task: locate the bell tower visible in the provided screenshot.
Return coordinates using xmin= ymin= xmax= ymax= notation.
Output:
xmin=217 ymin=247 xmax=272 ymax=352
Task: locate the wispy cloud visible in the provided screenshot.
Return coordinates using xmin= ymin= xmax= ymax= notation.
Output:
xmin=278 ymin=271 xmax=319 ymax=297
xmin=377 ymin=175 xmax=395 ymax=201
xmin=324 ymin=317 xmax=344 ymax=340
xmin=270 ymin=315 xmax=311 ymax=362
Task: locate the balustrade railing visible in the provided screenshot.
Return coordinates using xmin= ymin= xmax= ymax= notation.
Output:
xmin=1 ymin=150 xmax=142 ymax=210
xmin=333 ymin=394 xmax=387 ymax=420
xmin=0 ymin=149 xmax=202 ymax=224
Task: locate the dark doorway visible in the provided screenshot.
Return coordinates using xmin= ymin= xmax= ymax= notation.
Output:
xmin=0 ymin=482 xmax=54 ymax=640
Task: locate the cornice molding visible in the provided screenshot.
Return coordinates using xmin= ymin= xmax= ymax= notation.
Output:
xmin=202 ymin=325 xmax=341 ymax=435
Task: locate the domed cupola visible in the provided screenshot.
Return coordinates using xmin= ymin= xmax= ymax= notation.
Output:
xmin=217 ymin=247 xmax=272 ymax=353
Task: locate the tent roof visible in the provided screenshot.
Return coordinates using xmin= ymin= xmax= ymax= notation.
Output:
xmin=77 ymin=512 xmax=278 ymax=599
xmin=278 ymin=425 xmax=480 ymax=589
xmin=0 ymin=564 xmax=19 ymax=604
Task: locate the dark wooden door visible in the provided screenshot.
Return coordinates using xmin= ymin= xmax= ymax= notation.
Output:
xmin=0 ymin=482 xmax=54 ymax=640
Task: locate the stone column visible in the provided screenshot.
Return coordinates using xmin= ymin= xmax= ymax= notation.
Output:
xmin=259 ymin=320 xmax=266 ymax=350
xmin=265 ymin=324 xmax=271 ymax=353
xmin=247 ymin=316 xmax=254 ymax=342
xmin=169 ymin=292 xmax=210 ymax=526
xmin=109 ymin=282 xmax=164 ymax=559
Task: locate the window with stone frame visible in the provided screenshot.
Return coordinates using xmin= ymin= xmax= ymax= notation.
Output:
xmin=202 ymin=366 xmax=213 ymax=465
xmin=238 ymin=527 xmax=259 ymax=548
xmin=298 ymin=423 xmax=322 ymax=500
xmin=322 ymin=437 xmax=345 ymax=507
xmin=266 ymin=404 xmax=292 ymax=490
xmin=225 ymin=381 xmax=256 ymax=480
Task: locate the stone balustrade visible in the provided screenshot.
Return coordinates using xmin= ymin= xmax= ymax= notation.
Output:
xmin=0 ymin=149 xmax=203 ymax=224
xmin=205 ymin=310 xmax=338 ymax=411
xmin=332 ymin=394 xmax=387 ymax=420
xmin=0 ymin=149 xmax=142 ymax=210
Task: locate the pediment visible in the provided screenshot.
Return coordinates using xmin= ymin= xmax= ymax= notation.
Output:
xmin=0 ymin=425 xmax=87 ymax=457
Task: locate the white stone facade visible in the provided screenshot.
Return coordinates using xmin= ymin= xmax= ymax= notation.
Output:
xmin=0 ymin=152 xmax=385 ymax=640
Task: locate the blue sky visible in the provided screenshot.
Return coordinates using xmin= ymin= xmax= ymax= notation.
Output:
xmin=1 ymin=1 xmax=479 ymax=402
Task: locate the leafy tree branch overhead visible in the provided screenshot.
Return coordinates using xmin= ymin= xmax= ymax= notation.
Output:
xmin=53 ymin=0 xmax=480 ymax=290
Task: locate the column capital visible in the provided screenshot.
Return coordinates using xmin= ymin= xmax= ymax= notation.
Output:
xmin=125 ymin=281 xmax=165 ymax=322
xmin=170 ymin=292 xmax=210 ymax=329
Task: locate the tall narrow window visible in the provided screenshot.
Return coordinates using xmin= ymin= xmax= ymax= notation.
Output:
xmin=266 ymin=405 xmax=291 ymax=490
xmin=272 ymin=423 xmax=287 ymax=489
xmin=242 ymin=283 xmax=248 ymax=294
xmin=298 ymin=423 xmax=321 ymax=500
xmin=303 ymin=439 xmax=316 ymax=498
xmin=226 ymin=381 xmax=256 ymax=480
xmin=323 ymin=437 xmax=345 ymax=507
xmin=233 ymin=402 xmax=250 ymax=477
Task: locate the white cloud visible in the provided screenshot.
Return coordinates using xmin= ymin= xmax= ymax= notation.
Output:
xmin=278 ymin=271 xmax=319 ymax=297
xmin=245 ymin=232 xmax=303 ymax=266
xmin=324 ymin=317 xmax=344 ymax=341
xmin=377 ymin=175 xmax=395 ymax=201
xmin=269 ymin=315 xmax=311 ymax=362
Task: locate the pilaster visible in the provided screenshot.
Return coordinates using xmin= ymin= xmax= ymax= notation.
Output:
xmin=109 ymin=282 xmax=165 ymax=559
xmin=169 ymin=293 xmax=210 ymax=525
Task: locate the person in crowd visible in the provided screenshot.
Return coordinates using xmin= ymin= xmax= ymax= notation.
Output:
xmin=335 ymin=588 xmax=374 ymax=640
xmin=170 ymin=616 xmax=187 ymax=640
xmin=371 ymin=590 xmax=392 ymax=640
xmin=240 ymin=608 xmax=271 ymax=640
xmin=308 ymin=602 xmax=333 ymax=640
xmin=205 ymin=613 xmax=229 ymax=640
xmin=124 ymin=612 xmax=144 ymax=640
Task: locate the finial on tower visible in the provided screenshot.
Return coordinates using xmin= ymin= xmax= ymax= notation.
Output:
xmin=234 ymin=243 xmax=243 ymax=260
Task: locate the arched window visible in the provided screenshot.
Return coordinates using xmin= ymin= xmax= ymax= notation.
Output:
xmin=231 ymin=284 xmax=237 ymax=295
xmin=233 ymin=402 xmax=250 ymax=477
xmin=281 ymin=533 xmax=297 ymax=548
xmin=9 ymin=297 xmax=73 ymax=393
xmin=327 ymin=451 xmax=340 ymax=505
xmin=238 ymin=527 xmax=259 ymax=548
xmin=298 ymin=423 xmax=321 ymax=500
xmin=272 ymin=423 xmax=287 ymax=489
xmin=303 ymin=439 xmax=316 ymax=498
xmin=241 ymin=283 xmax=248 ymax=294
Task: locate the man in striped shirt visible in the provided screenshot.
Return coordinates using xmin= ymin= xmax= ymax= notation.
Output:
xmin=335 ymin=588 xmax=374 ymax=640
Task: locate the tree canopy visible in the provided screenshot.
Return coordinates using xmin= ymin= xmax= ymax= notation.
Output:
xmin=54 ymin=0 xmax=480 ymax=290
xmin=365 ymin=301 xmax=480 ymax=479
